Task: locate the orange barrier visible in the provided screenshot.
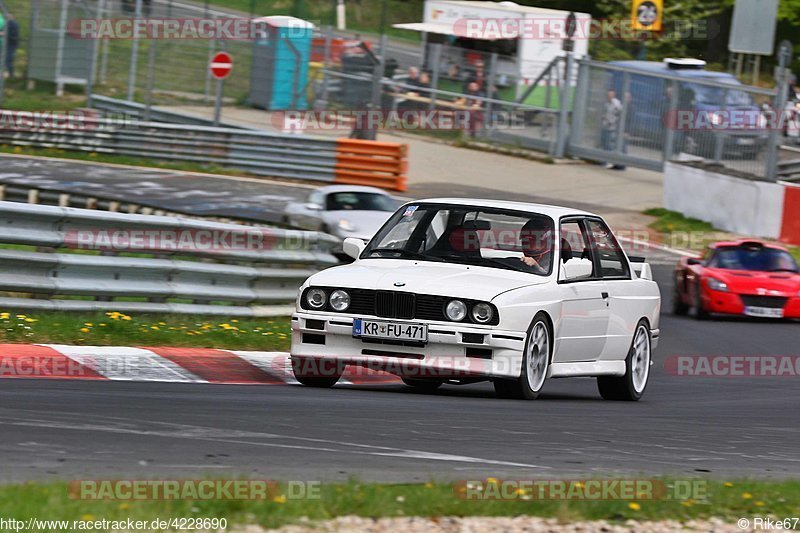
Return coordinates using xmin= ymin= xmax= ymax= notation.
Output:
xmin=780 ymin=184 xmax=800 ymax=246
xmin=334 ymin=139 xmax=408 ymax=192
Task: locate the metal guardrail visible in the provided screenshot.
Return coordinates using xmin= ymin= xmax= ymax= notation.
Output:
xmin=777 ymin=159 xmax=800 ymax=180
xmin=90 ymin=95 xmax=254 ymax=130
xmin=0 ymin=201 xmax=339 ymax=317
xmin=0 ymin=113 xmax=408 ymax=191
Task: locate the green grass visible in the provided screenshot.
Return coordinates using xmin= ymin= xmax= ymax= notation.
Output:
xmin=643 ymin=208 xmax=800 ymax=261
xmin=0 ymin=479 xmax=798 ymax=531
xmin=0 ymin=311 xmax=291 ymax=350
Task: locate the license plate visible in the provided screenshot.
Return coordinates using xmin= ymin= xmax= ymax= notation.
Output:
xmin=737 ymin=138 xmax=755 ymax=145
xmin=353 ymin=318 xmax=428 ymax=342
xmin=744 ymin=306 xmax=784 ymax=318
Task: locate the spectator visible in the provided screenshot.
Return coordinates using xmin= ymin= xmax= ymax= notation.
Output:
xmin=612 ymin=92 xmax=634 ymax=171
xmin=417 ymin=72 xmax=432 ymax=94
xmin=4 ymin=13 xmax=20 ymax=80
xmin=458 ymin=81 xmax=485 ymax=138
xmin=463 ymin=60 xmax=486 ymax=92
xmin=600 ymin=89 xmax=622 ymax=168
xmin=405 ymin=66 xmax=422 ymax=91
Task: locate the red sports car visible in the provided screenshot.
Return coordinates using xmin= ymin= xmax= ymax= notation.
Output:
xmin=673 ymin=240 xmax=800 ymax=319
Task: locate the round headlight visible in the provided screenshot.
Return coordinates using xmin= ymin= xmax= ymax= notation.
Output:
xmin=445 ymin=300 xmax=467 ymax=321
xmin=306 ymin=288 xmax=327 ymax=309
xmin=329 ymin=289 xmax=351 ymax=311
xmin=471 ymin=302 xmax=494 ymax=323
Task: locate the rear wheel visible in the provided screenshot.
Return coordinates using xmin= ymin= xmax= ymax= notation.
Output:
xmin=597 ymin=320 xmax=651 ymax=401
xmin=292 ymin=357 xmax=342 ymax=388
xmin=494 ymin=314 xmax=550 ymax=400
xmin=402 ymin=378 xmax=443 ymax=391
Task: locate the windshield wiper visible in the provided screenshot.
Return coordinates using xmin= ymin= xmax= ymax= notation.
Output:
xmin=437 ymin=254 xmax=534 ymax=273
xmin=768 ymin=268 xmax=799 ymax=273
xmin=366 ymin=248 xmax=442 ymax=261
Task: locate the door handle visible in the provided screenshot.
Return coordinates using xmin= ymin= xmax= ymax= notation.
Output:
xmin=601 ymin=292 xmax=609 ymax=299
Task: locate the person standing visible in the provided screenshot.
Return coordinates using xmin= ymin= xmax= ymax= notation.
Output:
xmin=600 ymin=89 xmax=622 ymax=168
xmin=4 ymin=12 xmax=19 ymax=79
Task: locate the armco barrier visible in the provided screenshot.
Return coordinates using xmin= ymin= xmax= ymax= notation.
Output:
xmin=0 ymin=201 xmax=339 ymax=316
xmin=0 ymin=115 xmax=408 ymax=191
xmin=664 ymin=162 xmax=800 ymax=246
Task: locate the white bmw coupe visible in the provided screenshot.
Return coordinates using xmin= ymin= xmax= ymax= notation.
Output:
xmin=290 ymin=199 xmax=661 ymax=400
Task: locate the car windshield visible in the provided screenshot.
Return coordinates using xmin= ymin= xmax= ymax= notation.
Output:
xmin=325 ymin=192 xmax=396 ymax=211
xmin=688 ymin=80 xmax=754 ymax=107
xmin=707 ymin=246 xmax=799 ymax=272
xmin=362 ymin=203 xmax=555 ymax=276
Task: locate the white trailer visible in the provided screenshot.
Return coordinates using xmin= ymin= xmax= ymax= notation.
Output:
xmin=393 ymin=0 xmax=591 ymax=95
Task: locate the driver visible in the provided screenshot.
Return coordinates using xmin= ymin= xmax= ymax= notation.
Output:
xmin=518 ymin=218 xmax=554 ymax=274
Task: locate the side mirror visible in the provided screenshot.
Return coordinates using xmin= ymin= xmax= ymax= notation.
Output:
xmin=687 ymin=257 xmax=702 ymax=266
xmin=561 ymin=258 xmax=593 ymax=281
xmin=343 ymin=237 xmax=366 ymax=260
xmin=304 ymin=202 xmax=323 ymax=211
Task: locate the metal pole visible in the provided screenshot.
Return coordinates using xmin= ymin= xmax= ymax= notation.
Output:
xmin=204 ymin=31 xmax=215 ymax=103
xmin=26 ymin=0 xmax=40 ymax=85
xmin=712 ymin=88 xmax=728 ymax=163
xmin=319 ymin=25 xmax=333 ymax=107
xmin=0 ymin=23 xmax=5 ymax=106
xmin=568 ymin=59 xmax=591 ymax=150
xmin=144 ymin=39 xmax=157 ymax=121
xmin=126 ymin=0 xmax=143 ymax=101
xmin=379 ymin=0 xmax=388 ymax=55
xmin=54 ymin=0 xmax=69 ymax=96
xmin=213 ymin=77 xmax=224 ymax=126
xmin=752 ymin=54 xmax=760 ymax=87
xmin=554 ymin=51 xmax=574 ymax=158
xmin=428 ymin=43 xmax=442 ymax=111
xmin=766 ymin=41 xmax=792 ymax=182
xmin=85 ymin=0 xmax=105 ymax=107
xmin=662 ymin=79 xmax=680 ymax=161
xmin=615 ymin=72 xmax=630 ymax=153
xmin=485 ymin=52 xmax=498 ymax=134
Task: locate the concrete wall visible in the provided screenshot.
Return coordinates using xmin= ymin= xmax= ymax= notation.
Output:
xmin=664 ymin=162 xmax=785 ymax=239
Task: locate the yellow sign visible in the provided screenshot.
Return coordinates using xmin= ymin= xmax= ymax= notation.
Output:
xmin=631 ymin=0 xmax=663 ymax=31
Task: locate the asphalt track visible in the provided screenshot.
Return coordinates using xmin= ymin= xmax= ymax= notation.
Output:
xmin=1 ymin=264 xmax=799 ymax=484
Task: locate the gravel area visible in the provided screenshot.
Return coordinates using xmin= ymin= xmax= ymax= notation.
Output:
xmin=232 ymin=516 xmax=751 ymax=532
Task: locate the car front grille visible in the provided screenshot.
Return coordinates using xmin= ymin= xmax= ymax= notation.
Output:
xmin=739 ymin=295 xmax=788 ymax=309
xmin=301 ymin=287 xmax=498 ymax=325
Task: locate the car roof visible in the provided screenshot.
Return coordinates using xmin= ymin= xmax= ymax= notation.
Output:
xmin=314 ymin=185 xmax=390 ymax=195
xmin=410 ymin=198 xmax=595 ymax=219
xmin=608 ymin=61 xmax=740 ymax=81
xmin=711 ymin=239 xmax=790 ymax=252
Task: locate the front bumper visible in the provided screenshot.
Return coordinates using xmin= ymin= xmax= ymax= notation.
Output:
xmin=290 ymin=311 xmax=527 ymax=379
xmin=701 ymin=289 xmax=800 ymax=318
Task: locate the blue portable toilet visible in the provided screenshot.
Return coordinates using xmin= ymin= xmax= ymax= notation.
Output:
xmin=249 ymin=16 xmax=314 ymax=110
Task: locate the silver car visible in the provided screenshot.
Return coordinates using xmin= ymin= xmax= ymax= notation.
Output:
xmin=282 ymin=185 xmax=399 ymax=256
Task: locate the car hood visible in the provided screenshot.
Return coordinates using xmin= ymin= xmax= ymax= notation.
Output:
xmin=705 ymin=268 xmax=800 ymax=296
xmin=323 ymin=210 xmax=392 ymax=238
xmin=308 ymin=259 xmax=549 ymax=301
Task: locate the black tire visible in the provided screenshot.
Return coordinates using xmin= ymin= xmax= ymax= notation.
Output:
xmin=402 ymin=378 xmax=443 ymax=391
xmin=692 ymin=283 xmax=709 ymax=320
xmin=672 ymin=280 xmax=689 ymax=316
xmin=597 ymin=320 xmax=651 ymax=401
xmin=493 ymin=313 xmax=551 ymax=400
xmin=291 ymin=357 xmax=342 ymax=388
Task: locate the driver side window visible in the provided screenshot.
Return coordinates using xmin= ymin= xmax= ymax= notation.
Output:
xmin=559 ymin=220 xmax=594 ymax=281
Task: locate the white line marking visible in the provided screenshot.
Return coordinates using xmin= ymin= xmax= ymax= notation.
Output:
xmin=43 ymin=345 xmax=205 ymax=383
xmin=0 ymin=411 xmax=547 ymax=470
xmin=226 ymin=351 xmax=297 ymax=384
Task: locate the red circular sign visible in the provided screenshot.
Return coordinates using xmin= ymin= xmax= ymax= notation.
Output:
xmin=210 ymin=52 xmax=233 ymax=80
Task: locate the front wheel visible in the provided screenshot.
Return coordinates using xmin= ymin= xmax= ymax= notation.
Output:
xmin=494 ymin=314 xmax=551 ymax=400
xmin=597 ymin=320 xmax=651 ymax=401
xmin=292 ymin=357 xmax=342 ymax=388
xmin=672 ymin=280 xmax=689 ymax=316
xmin=692 ymin=283 xmax=709 ymax=320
